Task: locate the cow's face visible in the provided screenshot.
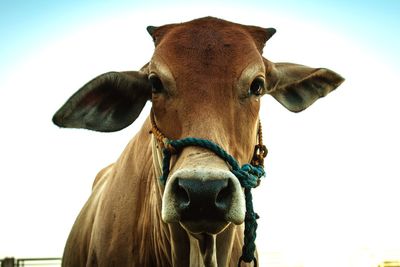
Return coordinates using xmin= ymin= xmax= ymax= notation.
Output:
xmin=148 ymin=18 xmax=273 ymax=234
xmin=53 ymin=17 xmax=344 ymax=237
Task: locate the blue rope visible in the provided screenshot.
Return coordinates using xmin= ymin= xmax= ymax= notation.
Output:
xmin=159 ymin=137 xmax=265 ymax=265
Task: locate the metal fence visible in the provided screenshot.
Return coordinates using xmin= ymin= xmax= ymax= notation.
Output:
xmin=0 ymin=258 xmax=61 ymax=267
xmin=378 ymin=261 xmax=400 ymax=267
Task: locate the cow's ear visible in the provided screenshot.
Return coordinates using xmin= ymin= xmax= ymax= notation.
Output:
xmin=53 ymin=71 xmax=151 ymax=132
xmin=264 ymin=60 xmax=344 ymax=112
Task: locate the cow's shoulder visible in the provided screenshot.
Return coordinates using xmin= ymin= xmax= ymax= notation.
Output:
xmin=92 ymin=163 xmax=114 ymax=190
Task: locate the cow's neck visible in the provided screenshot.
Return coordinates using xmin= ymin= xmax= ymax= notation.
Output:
xmin=189 ymin=234 xmax=217 ymax=266
xmin=165 ymin=220 xmax=241 ymax=266
xmin=103 ymin=118 xmax=170 ymax=265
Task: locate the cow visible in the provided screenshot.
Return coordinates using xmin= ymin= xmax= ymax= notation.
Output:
xmin=53 ymin=17 xmax=344 ymax=267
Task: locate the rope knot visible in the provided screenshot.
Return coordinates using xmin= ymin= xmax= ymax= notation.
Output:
xmin=233 ymin=164 xmax=265 ymax=189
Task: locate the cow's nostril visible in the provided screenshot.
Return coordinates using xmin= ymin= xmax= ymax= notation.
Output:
xmin=174 ymin=182 xmax=190 ymax=209
xmin=215 ymin=182 xmax=232 ymax=211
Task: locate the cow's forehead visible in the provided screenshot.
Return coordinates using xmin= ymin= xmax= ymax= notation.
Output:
xmin=150 ymin=17 xmax=267 ymax=74
xmin=152 ymin=17 xmax=270 ymax=49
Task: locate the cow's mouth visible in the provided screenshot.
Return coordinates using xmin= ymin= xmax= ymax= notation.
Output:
xmin=180 ymin=220 xmax=230 ymax=235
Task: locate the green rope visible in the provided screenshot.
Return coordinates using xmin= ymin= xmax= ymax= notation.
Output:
xmin=159 ymin=137 xmax=265 ymax=266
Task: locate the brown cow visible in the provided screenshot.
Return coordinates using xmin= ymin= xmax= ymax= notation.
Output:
xmin=53 ymin=17 xmax=344 ymax=266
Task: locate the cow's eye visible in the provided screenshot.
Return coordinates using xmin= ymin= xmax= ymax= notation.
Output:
xmin=249 ymin=77 xmax=265 ymax=96
xmin=149 ymin=74 xmax=164 ymax=94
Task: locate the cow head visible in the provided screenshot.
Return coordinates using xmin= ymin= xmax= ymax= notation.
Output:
xmin=53 ymin=17 xmax=344 ymax=264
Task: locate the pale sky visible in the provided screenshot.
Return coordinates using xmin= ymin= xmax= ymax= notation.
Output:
xmin=0 ymin=1 xmax=399 ymax=266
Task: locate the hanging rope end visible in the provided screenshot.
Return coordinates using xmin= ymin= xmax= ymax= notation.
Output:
xmin=238 ymin=256 xmax=258 ymax=267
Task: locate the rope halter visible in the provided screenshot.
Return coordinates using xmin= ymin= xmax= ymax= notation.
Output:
xmin=149 ymin=109 xmax=267 ymax=266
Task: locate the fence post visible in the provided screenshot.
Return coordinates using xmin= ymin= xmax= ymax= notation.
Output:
xmin=1 ymin=258 xmax=15 ymax=267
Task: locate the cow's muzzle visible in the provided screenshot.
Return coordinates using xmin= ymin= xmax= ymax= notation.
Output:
xmin=162 ymin=168 xmax=245 ymax=234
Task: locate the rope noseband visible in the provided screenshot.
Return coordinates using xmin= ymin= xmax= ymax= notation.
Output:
xmin=150 ymin=110 xmax=267 ymax=266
